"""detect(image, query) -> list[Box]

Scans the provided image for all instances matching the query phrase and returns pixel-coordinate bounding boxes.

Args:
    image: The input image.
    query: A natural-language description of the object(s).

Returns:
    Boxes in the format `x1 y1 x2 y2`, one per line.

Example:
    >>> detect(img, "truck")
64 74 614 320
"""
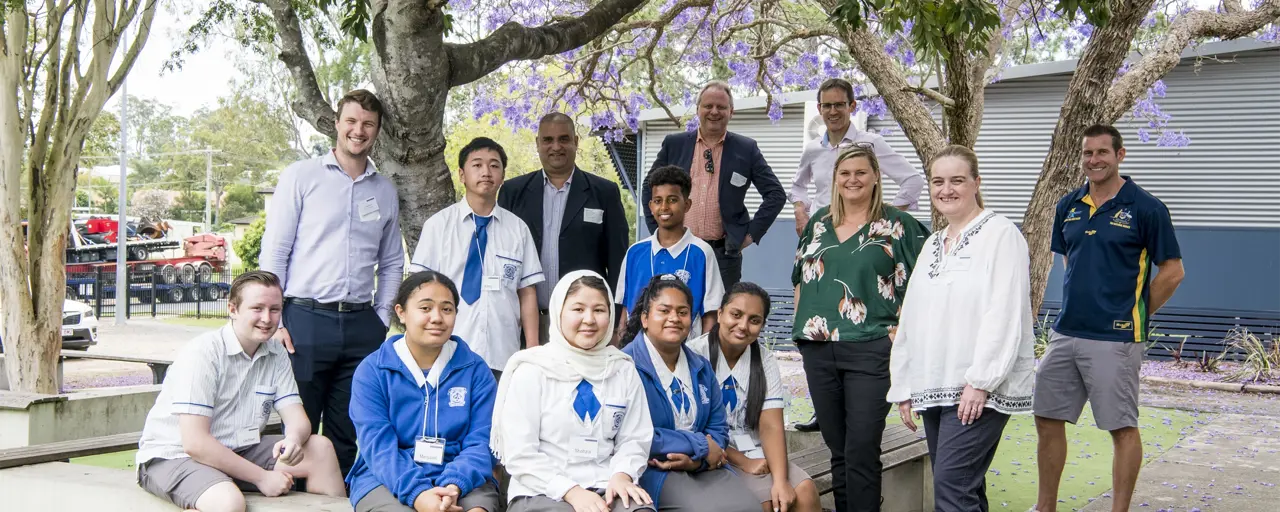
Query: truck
62 217 232 304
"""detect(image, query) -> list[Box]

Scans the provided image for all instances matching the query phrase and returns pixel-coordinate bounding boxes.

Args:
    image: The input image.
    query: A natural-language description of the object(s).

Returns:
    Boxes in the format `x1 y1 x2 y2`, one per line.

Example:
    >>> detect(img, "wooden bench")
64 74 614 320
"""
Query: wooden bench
60 349 173 384
790 423 932 512
0 419 351 510
0 418 282 469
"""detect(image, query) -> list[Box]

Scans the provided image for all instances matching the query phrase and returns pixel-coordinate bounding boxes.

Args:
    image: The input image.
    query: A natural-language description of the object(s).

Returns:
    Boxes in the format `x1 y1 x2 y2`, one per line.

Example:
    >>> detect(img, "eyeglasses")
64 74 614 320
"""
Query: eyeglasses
703 149 714 174
836 141 875 151
818 101 850 111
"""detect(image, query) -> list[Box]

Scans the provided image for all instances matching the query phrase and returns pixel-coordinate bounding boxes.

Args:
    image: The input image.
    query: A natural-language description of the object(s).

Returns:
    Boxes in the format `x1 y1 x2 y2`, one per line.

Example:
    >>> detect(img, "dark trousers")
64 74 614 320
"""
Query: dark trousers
707 239 743 288
920 406 1009 512
797 337 892 512
282 301 386 476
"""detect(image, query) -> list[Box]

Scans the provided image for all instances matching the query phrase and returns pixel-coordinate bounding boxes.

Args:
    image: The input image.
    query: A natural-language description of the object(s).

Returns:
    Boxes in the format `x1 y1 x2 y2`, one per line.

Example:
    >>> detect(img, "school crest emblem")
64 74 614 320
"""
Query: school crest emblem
448 386 467 407
674 269 692 284
1110 208 1133 229
699 384 710 405
1065 207 1082 222
502 263 518 281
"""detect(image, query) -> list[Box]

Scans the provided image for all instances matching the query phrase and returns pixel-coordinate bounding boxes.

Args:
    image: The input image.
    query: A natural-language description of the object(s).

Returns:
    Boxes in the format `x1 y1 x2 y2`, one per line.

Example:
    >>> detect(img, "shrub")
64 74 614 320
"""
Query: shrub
1222 327 1278 383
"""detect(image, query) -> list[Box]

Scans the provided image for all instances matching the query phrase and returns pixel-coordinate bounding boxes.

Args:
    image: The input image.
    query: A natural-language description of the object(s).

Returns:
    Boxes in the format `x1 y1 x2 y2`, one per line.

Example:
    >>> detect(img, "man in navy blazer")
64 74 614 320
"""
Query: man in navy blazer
645 81 786 287
498 113 630 344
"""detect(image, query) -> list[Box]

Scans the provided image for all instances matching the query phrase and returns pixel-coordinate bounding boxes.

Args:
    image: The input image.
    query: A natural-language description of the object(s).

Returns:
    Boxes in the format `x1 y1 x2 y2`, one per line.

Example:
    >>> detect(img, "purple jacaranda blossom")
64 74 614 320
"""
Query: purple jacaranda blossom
1156 129 1191 147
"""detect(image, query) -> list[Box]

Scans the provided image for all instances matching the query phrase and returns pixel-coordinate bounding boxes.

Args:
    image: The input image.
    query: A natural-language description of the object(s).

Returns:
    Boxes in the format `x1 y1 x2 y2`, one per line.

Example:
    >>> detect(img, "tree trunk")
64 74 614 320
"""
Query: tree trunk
366 2 457 247
1023 1 1156 316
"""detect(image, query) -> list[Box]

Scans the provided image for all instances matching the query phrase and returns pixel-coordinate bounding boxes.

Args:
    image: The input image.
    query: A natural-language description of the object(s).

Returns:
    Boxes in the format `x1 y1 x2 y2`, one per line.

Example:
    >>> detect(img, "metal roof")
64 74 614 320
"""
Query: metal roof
636 39 1279 122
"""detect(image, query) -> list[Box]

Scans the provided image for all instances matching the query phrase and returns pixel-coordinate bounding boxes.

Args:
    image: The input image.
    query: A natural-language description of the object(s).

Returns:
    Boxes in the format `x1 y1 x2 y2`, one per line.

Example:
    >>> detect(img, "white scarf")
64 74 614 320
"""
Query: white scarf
491 269 633 461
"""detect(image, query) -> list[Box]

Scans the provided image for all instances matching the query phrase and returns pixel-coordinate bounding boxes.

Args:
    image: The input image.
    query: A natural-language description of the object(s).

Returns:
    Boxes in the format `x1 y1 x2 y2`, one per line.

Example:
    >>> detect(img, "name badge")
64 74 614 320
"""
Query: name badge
570 435 599 460
482 275 501 291
732 432 757 452
357 197 380 222
583 208 604 224
414 436 446 464
236 427 260 447
730 172 748 187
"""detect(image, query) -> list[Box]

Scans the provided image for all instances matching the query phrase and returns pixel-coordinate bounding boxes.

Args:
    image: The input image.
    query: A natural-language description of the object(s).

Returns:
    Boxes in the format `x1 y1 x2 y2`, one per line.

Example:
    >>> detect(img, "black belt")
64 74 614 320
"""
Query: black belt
705 238 728 248
286 297 372 312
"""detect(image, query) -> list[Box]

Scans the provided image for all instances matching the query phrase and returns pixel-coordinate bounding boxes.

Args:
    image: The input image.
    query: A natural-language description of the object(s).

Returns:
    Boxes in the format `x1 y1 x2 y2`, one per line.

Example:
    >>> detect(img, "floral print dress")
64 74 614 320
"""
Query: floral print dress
791 205 929 342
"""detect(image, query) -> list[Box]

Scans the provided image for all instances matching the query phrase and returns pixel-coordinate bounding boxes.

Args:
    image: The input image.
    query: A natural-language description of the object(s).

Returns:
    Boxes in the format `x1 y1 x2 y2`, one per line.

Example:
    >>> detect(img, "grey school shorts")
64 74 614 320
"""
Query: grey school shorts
356 482 502 512
136 435 283 509
1033 331 1143 431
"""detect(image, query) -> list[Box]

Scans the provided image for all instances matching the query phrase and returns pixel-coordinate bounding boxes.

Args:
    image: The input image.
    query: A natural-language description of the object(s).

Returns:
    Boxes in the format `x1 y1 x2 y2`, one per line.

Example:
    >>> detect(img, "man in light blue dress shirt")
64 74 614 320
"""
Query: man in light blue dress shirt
259 89 404 475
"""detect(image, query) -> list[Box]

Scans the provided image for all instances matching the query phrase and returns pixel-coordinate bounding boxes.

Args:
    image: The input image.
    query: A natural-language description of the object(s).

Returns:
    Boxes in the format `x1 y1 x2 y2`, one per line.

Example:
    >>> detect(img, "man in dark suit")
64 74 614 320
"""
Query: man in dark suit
498 112 630 344
645 81 786 287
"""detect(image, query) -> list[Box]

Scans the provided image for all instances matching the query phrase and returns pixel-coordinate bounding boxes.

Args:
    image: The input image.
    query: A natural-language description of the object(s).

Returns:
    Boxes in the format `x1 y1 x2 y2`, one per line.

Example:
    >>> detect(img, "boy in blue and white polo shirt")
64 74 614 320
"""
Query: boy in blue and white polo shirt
616 165 725 339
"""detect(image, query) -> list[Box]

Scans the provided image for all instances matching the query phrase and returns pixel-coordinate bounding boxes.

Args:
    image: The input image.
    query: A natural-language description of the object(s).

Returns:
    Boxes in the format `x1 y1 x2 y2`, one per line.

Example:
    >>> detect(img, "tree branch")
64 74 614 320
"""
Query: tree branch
1102 0 1280 121
749 27 839 59
905 86 956 107
258 0 335 139
447 0 650 87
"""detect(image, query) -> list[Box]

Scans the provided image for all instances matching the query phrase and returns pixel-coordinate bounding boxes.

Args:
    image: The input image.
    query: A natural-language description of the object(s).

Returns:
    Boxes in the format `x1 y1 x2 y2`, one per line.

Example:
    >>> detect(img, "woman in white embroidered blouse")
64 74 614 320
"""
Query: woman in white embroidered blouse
887 145 1036 512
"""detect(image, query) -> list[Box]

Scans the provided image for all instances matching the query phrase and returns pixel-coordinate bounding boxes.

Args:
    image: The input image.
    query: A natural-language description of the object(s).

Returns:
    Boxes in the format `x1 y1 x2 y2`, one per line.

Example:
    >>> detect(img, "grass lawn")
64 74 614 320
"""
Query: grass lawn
783 397 1212 510
72 449 137 471
986 406 1211 510
160 317 226 328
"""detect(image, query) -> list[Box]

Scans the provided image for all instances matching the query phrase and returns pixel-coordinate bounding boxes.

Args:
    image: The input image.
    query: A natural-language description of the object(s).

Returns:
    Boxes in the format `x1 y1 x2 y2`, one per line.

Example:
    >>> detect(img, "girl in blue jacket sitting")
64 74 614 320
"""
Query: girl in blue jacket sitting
346 271 500 512
618 275 761 511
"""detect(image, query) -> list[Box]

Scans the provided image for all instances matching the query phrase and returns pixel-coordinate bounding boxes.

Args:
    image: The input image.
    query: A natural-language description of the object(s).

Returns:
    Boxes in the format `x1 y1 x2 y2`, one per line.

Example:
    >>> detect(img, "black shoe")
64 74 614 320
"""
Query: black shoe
794 414 820 432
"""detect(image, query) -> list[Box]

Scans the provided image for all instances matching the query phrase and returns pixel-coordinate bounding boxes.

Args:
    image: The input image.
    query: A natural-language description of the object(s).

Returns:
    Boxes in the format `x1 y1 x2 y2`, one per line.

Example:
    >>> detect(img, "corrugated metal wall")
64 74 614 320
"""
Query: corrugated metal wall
640 106 806 219
869 47 1280 228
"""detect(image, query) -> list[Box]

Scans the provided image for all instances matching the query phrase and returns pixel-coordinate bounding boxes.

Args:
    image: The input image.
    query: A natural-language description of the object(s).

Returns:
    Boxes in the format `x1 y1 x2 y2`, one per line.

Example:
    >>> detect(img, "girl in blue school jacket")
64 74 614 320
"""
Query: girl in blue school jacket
618 275 761 511
346 271 502 512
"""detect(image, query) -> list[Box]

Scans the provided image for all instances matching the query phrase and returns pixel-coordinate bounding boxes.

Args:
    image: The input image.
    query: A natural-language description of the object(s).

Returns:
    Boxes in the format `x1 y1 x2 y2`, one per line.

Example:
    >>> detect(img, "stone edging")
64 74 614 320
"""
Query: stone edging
1141 375 1280 394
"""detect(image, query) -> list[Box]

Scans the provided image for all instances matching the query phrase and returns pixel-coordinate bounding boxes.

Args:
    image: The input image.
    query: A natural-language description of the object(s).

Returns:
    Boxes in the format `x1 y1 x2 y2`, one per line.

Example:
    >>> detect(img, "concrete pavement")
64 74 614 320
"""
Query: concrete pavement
1080 413 1280 511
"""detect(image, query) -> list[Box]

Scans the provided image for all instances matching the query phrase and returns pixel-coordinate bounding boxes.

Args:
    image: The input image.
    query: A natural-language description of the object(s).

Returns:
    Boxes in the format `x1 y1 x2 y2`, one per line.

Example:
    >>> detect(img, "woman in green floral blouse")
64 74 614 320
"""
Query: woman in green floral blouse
791 143 928 512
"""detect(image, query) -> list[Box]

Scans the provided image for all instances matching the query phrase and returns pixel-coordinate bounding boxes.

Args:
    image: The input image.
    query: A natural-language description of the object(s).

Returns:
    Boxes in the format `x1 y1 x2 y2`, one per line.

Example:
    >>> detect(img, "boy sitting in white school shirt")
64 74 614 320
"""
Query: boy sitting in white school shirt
135 271 345 511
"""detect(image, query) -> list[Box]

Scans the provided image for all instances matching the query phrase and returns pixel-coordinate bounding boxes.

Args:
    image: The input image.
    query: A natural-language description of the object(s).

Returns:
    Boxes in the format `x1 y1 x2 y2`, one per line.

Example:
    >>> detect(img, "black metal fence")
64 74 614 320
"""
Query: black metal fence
66 263 237 320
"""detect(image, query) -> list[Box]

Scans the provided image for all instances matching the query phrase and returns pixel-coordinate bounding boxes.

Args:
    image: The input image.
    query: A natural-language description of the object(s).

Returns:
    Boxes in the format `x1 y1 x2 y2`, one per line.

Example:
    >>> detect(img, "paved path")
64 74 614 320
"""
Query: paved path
63 319 214 388
1080 412 1280 511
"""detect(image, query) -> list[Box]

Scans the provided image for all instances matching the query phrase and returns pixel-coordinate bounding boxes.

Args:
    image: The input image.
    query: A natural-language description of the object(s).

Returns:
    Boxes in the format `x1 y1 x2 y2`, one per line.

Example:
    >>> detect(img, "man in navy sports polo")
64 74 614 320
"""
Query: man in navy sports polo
1031 124 1185 512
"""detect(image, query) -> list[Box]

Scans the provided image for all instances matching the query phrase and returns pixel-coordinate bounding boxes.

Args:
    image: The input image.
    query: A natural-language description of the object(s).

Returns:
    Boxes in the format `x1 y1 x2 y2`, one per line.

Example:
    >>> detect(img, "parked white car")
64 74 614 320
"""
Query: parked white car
61 299 99 350
0 299 98 352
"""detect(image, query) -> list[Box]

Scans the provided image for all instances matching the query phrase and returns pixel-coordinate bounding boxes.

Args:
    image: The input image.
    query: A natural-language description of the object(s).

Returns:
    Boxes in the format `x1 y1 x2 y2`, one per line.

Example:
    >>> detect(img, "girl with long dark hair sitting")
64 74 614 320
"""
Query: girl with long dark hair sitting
689 282 821 512
617 275 760 511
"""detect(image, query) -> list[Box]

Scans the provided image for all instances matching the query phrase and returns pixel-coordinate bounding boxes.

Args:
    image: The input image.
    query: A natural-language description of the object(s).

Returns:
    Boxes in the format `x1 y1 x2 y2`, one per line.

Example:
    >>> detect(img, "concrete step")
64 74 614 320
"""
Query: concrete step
0 462 352 511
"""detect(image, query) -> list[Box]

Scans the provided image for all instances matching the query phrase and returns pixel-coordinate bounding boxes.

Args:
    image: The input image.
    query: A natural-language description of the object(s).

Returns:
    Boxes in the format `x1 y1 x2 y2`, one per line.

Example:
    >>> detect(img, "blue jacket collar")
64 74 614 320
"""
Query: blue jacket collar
624 333 711 384
373 334 480 384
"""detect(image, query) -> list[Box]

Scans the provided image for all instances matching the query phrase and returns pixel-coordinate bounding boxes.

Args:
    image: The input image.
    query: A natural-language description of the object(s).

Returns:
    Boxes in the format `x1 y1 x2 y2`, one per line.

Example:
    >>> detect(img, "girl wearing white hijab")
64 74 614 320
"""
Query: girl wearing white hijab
494 270 656 512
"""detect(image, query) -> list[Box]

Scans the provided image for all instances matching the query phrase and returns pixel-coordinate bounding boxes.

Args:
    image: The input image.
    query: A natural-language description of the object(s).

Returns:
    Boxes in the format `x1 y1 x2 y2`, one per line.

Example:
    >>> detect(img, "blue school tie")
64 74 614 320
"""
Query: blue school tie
573 379 601 422
669 379 688 415
722 376 738 412
461 215 491 305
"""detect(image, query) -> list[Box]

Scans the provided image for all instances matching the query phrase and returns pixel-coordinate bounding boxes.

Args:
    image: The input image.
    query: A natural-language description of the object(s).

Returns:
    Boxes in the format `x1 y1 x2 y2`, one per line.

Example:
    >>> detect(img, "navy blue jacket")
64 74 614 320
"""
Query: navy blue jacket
645 130 786 249
346 336 497 507
621 334 729 502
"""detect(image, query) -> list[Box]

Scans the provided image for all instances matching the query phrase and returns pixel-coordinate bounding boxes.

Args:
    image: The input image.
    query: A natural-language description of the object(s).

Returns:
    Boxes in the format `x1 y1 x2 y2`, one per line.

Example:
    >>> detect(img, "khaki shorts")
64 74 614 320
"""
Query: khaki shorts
137 435 283 509
730 461 813 504
356 483 502 512
1033 331 1143 431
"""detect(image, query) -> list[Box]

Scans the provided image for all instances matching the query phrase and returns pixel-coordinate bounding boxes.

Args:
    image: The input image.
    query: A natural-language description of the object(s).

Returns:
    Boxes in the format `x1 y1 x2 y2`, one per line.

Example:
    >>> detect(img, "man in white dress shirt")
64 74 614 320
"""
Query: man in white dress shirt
410 137 544 380
790 78 926 235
